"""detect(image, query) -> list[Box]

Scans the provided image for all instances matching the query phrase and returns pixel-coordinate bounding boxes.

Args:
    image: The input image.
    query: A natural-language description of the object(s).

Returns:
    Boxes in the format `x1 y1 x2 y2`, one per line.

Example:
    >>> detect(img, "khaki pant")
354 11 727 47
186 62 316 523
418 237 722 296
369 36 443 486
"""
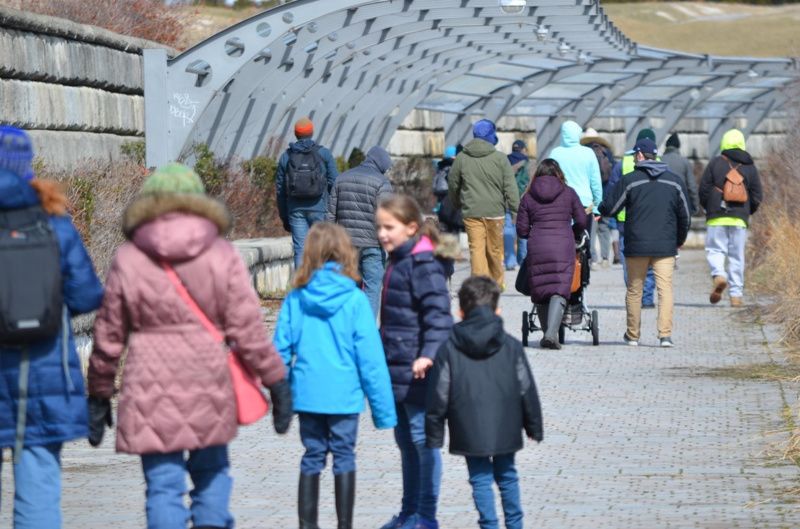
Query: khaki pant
626 256 675 340
463 217 505 287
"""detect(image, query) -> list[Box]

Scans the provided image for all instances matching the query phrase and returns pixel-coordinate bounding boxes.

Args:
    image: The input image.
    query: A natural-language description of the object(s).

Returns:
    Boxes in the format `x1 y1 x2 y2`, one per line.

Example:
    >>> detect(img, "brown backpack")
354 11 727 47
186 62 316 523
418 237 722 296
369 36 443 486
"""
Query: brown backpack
717 155 748 204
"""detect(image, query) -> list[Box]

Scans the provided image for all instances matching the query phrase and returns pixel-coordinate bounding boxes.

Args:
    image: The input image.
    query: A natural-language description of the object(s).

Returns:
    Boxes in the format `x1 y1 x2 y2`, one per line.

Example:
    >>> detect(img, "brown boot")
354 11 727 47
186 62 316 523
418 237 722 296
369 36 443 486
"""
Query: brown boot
709 276 728 304
730 296 743 307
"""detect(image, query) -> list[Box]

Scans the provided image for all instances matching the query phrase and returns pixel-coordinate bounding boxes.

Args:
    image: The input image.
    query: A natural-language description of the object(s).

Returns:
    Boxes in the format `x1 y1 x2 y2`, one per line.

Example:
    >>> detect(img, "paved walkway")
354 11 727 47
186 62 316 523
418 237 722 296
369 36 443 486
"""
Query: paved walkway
3 250 799 528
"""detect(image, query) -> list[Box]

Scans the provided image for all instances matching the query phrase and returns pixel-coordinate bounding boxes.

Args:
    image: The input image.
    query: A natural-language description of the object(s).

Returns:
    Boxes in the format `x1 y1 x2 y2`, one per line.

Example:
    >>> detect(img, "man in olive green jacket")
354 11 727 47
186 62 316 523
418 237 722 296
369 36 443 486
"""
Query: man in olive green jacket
448 119 519 288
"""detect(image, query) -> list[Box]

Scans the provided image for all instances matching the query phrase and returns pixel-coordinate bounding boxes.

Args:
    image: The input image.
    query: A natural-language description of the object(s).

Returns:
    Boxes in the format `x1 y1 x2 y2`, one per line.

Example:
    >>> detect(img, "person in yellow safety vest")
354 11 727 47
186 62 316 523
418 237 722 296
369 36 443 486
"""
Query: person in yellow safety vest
608 128 658 307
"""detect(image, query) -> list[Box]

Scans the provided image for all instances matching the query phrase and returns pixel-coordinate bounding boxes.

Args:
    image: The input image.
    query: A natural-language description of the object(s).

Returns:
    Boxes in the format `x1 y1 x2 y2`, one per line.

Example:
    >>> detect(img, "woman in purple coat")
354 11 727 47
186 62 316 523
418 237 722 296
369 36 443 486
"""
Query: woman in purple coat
516 159 587 349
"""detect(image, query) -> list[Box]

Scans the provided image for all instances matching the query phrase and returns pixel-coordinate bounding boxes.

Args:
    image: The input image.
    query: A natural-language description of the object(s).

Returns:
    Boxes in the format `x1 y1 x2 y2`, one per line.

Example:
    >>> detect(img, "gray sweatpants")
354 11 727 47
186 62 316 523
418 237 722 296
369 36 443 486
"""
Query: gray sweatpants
705 225 747 297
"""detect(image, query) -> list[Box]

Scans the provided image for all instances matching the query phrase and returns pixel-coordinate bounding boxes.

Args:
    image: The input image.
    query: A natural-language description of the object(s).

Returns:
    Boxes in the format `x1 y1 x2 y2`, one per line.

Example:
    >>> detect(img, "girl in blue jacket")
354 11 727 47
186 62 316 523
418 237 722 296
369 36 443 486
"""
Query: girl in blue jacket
0 126 103 529
273 222 396 529
376 195 454 529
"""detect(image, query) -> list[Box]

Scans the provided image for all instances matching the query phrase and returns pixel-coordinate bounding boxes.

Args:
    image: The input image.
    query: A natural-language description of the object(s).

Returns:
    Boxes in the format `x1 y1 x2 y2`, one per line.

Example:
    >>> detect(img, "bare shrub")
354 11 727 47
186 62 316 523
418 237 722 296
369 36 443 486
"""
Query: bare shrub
0 0 186 48
747 82 800 347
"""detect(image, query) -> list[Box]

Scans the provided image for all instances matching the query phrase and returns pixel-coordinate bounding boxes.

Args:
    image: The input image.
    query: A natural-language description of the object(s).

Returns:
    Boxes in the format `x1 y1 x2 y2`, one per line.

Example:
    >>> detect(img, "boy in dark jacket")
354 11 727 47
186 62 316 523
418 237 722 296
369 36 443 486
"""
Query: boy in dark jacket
426 276 542 529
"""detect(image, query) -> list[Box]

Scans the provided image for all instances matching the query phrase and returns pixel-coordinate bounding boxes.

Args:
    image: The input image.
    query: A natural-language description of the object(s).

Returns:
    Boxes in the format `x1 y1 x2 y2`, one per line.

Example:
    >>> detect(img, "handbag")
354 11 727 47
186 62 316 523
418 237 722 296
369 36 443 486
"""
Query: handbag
570 253 582 294
160 262 269 425
515 255 531 296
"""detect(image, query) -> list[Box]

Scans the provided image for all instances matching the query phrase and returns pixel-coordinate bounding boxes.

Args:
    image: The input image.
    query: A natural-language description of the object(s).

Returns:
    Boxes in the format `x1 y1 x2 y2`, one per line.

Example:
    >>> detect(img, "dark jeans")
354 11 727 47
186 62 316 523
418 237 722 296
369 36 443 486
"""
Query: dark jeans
394 402 442 521
289 209 326 268
465 454 522 529
299 412 359 475
359 247 385 317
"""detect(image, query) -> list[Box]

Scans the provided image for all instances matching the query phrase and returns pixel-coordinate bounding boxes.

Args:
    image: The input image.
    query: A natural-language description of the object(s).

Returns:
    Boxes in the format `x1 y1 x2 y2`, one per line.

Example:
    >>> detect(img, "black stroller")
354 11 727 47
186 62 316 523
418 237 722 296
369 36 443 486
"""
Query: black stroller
517 231 599 347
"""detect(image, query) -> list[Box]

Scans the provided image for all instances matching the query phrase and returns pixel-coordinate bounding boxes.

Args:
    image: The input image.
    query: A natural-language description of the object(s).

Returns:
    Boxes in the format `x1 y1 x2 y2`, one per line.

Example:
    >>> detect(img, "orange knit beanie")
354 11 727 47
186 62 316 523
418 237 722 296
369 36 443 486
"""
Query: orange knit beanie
294 117 314 138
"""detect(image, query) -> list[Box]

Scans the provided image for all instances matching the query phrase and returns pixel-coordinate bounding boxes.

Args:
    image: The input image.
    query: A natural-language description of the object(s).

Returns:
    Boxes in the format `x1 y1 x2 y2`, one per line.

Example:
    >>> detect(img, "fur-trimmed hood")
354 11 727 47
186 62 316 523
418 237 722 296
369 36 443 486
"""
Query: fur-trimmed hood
434 233 463 261
123 192 231 239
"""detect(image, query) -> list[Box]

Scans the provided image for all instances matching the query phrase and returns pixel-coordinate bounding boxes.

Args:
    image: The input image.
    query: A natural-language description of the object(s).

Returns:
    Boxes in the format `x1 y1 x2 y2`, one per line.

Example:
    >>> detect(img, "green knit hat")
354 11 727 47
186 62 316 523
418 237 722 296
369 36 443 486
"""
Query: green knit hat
636 128 656 142
141 162 205 195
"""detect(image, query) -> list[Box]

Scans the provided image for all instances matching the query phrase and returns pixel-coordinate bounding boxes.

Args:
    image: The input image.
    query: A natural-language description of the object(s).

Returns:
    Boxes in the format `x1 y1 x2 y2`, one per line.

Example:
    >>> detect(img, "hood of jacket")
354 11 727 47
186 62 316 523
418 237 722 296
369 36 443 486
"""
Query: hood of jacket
720 129 746 152
559 121 583 148
360 145 392 174
132 212 219 262
451 306 505 359
0 169 39 209
508 151 529 166
529 174 565 203
462 138 497 158
721 148 753 165
123 192 231 239
636 160 670 179
288 138 318 153
298 262 359 318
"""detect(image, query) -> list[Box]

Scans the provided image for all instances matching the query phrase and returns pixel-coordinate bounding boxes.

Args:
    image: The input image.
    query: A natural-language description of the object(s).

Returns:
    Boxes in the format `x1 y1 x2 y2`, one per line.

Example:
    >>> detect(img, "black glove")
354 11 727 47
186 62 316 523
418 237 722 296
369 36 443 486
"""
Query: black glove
269 380 293 434
88 396 113 447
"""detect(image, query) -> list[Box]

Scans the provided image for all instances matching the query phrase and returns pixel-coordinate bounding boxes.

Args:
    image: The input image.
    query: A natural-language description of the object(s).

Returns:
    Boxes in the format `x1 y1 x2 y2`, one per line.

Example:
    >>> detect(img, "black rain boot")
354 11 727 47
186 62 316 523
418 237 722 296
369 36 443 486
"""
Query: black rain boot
334 471 356 529
541 296 566 349
298 473 321 529
536 303 549 336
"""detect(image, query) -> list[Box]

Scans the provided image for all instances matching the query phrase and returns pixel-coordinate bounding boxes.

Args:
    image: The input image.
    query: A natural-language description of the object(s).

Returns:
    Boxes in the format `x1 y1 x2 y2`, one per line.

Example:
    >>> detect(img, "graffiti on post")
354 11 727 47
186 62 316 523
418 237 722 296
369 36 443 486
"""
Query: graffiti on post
170 93 199 127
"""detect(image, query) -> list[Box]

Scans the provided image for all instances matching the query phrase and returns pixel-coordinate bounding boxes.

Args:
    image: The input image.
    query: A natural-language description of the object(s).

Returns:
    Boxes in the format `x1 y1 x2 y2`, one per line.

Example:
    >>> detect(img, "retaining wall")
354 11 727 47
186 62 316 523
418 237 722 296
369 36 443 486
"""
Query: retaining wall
0 6 171 169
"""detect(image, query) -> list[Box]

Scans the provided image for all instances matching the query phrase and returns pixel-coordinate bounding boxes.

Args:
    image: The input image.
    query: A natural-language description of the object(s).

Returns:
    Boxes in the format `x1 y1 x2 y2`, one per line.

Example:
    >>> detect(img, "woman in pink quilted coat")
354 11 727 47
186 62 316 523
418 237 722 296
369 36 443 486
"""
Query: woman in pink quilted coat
87 163 291 529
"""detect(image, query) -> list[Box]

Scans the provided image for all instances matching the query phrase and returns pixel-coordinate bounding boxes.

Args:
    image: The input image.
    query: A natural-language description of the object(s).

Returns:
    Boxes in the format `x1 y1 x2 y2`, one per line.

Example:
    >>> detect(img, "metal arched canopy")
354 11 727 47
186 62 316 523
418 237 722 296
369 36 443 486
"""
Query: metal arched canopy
143 0 800 167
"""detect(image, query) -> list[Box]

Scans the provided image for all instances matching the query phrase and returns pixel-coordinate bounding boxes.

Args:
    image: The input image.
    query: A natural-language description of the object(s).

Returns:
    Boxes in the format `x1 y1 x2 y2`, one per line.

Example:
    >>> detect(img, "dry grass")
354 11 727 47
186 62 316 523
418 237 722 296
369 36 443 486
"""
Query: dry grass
604 2 800 57
0 0 187 48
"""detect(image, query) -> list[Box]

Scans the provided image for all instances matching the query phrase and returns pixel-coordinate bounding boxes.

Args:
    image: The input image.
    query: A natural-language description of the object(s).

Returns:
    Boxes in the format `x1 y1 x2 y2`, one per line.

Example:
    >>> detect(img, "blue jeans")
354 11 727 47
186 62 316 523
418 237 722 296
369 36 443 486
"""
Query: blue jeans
619 228 655 305
289 208 326 268
465 454 523 529
299 413 359 475
394 402 442 521
516 237 527 266
141 445 233 529
503 212 518 270
359 247 385 317
0 443 62 529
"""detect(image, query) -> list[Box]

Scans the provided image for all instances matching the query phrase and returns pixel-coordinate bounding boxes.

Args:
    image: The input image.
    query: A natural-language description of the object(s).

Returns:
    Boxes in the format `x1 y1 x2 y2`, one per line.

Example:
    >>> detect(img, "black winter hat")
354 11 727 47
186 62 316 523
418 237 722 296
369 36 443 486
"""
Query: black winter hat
666 133 680 149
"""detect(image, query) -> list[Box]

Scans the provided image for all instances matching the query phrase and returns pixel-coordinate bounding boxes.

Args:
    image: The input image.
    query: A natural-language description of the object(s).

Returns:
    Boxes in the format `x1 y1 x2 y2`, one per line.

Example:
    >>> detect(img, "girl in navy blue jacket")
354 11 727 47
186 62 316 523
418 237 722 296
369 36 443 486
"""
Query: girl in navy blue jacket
376 195 455 529
274 222 396 529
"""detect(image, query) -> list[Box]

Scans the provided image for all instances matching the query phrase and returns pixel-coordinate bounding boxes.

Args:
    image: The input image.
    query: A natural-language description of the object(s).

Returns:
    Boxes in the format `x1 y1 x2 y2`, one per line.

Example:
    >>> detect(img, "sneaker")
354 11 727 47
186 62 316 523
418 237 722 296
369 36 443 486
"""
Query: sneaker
642 302 655 309
730 296 744 308
380 514 413 529
602 259 610 269
623 333 639 347
709 275 728 304
590 261 599 271
412 517 439 529
660 336 674 347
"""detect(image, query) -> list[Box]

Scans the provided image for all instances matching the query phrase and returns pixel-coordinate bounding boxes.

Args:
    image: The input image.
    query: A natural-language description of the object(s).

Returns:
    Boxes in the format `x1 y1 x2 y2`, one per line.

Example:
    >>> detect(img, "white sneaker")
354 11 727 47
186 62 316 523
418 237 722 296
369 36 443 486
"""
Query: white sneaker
623 333 639 347
660 337 675 347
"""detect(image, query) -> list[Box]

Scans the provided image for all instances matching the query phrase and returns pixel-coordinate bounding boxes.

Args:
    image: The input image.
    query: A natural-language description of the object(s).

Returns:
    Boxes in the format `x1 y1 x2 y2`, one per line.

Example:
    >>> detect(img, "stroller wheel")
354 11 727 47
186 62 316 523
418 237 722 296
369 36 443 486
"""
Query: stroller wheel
522 311 530 347
591 310 600 346
558 324 565 345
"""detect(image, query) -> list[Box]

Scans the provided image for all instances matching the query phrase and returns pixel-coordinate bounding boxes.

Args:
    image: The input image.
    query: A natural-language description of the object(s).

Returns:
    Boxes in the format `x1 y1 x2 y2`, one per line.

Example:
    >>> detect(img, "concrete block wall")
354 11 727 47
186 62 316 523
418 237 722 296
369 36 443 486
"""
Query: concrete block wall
389 110 787 163
0 6 171 170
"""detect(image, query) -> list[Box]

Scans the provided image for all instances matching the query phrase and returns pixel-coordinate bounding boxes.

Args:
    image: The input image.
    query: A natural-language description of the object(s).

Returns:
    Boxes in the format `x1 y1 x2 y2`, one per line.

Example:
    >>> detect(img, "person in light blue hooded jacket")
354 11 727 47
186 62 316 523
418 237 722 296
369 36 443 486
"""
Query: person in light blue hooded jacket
273 222 396 529
548 120 603 220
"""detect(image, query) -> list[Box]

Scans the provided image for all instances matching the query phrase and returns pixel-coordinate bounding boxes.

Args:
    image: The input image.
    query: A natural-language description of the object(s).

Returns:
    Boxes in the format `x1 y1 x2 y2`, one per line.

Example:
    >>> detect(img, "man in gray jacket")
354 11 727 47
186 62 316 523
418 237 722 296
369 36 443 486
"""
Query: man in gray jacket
662 133 699 215
328 146 393 315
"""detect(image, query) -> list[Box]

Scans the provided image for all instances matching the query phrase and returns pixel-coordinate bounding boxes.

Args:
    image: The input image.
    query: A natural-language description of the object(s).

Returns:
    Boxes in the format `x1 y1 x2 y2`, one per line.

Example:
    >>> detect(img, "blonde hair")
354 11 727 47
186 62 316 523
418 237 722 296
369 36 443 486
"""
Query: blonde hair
292 222 360 288
377 194 440 245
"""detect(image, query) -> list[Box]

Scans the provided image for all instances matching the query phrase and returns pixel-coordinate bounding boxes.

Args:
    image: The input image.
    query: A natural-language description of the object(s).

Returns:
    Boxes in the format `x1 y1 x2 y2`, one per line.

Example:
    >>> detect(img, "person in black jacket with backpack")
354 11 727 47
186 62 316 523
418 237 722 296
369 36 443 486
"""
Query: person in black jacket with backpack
276 117 339 268
426 276 542 529
699 129 763 307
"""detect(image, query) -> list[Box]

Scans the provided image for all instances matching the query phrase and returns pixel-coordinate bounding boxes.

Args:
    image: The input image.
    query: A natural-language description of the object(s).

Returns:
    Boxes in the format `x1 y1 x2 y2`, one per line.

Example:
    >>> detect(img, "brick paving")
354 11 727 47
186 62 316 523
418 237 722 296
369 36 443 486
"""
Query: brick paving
2 249 799 528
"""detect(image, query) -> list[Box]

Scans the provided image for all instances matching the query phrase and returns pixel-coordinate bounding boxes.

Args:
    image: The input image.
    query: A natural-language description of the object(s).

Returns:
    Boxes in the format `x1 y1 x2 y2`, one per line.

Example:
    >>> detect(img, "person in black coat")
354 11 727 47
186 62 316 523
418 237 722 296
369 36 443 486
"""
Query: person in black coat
426 276 542 529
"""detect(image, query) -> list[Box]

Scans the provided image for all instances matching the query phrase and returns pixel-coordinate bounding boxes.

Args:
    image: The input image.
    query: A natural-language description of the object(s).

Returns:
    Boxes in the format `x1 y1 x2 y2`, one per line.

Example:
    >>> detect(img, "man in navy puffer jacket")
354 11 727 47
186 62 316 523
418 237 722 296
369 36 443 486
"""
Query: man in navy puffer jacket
0 126 103 529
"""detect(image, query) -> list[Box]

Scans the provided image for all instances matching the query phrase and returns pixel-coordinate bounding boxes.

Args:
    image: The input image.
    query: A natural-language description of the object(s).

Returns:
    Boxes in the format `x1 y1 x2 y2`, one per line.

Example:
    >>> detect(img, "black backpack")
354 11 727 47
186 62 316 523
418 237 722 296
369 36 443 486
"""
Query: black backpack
287 145 326 199
0 206 63 345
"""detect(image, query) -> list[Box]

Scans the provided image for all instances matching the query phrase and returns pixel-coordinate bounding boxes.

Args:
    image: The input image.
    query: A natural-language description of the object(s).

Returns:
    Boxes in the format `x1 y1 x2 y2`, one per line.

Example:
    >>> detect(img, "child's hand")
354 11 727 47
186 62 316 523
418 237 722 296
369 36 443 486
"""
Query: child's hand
412 357 434 379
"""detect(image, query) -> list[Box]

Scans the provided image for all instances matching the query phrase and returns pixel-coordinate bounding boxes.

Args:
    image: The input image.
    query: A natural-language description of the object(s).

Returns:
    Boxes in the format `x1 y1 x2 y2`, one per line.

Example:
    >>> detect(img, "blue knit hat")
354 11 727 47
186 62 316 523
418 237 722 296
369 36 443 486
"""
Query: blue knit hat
472 119 498 145
0 126 34 181
444 145 457 159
